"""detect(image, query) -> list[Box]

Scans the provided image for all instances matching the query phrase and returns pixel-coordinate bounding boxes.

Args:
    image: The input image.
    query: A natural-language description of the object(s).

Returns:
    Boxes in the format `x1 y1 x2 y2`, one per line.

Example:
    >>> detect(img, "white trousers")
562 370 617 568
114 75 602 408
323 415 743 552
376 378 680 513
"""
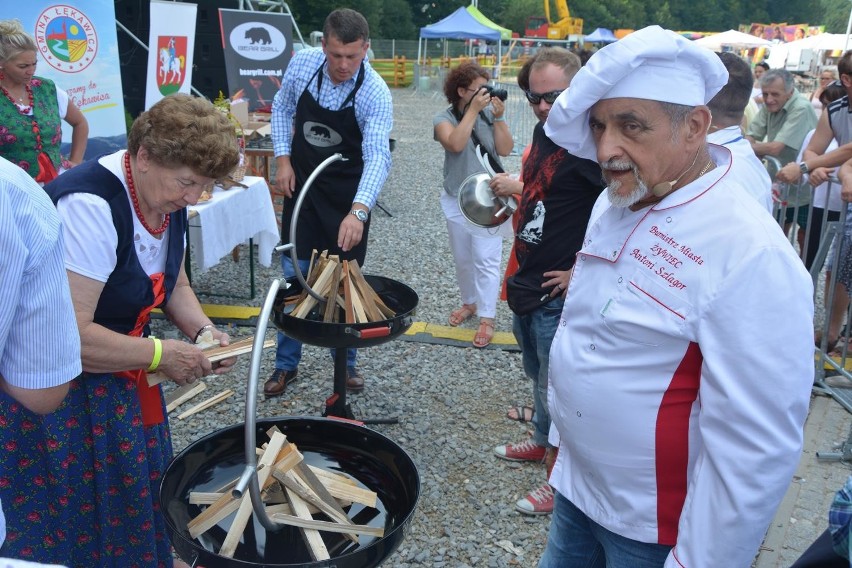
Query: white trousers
440 192 504 319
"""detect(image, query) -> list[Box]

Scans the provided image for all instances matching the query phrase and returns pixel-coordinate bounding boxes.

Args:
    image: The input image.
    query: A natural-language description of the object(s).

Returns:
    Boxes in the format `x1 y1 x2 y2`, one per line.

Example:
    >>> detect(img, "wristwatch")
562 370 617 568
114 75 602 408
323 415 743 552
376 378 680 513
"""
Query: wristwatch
799 162 810 175
350 209 369 223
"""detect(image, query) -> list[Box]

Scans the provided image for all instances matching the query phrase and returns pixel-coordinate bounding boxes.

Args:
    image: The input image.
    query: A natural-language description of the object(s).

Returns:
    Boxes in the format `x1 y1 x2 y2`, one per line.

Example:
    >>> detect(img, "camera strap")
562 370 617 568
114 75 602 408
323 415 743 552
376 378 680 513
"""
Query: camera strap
451 105 504 174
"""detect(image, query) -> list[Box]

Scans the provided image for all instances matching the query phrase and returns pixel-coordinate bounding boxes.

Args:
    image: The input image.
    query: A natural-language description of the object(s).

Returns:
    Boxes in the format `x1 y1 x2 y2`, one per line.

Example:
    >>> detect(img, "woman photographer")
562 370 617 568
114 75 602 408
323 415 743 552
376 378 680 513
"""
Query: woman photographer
433 62 513 348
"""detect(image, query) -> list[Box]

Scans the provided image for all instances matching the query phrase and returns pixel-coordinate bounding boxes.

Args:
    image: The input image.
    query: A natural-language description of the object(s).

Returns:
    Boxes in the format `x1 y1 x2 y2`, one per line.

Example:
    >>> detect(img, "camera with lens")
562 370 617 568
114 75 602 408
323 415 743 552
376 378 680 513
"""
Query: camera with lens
479 85 508 102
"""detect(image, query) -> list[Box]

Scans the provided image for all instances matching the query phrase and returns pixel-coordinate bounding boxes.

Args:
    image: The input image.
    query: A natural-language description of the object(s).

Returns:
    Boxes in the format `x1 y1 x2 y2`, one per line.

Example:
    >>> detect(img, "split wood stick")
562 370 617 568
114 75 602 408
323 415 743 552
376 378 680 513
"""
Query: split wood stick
274 468 358 544
307 465 358 487
263 427 373 507
268 513 384 537
219 432 289 557
342 262 355 324
176 389 233 420
347 263 384 322
292 260 338 318
284 485 330 561
323 261 343 323
165 381 206 413
306 249 318 282
147 338 274 386
188 491 240 539
348 261 396 319
308 476 377 508
348 275 368 324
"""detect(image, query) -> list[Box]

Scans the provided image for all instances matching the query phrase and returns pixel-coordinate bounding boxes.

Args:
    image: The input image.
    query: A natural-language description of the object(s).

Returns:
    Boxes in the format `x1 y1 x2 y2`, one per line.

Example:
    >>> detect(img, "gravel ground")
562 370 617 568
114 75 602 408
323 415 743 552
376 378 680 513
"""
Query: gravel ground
156 88 548 566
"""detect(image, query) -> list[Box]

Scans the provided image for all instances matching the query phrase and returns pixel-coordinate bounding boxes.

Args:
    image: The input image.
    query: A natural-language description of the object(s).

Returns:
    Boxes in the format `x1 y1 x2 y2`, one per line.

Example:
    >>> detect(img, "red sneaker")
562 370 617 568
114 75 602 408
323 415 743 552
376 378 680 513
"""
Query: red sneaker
515 483 554 515
493 439 547 462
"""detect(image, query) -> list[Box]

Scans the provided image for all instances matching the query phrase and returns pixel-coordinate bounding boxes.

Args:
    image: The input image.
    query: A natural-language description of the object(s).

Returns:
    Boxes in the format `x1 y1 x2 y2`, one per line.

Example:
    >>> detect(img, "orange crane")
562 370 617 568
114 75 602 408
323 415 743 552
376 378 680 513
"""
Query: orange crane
525 0 584 40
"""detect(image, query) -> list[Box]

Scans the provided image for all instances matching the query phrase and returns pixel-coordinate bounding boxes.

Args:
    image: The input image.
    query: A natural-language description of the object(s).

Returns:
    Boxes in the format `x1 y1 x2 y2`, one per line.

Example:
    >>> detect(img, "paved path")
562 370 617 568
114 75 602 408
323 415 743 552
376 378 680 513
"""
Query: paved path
756 389 852 566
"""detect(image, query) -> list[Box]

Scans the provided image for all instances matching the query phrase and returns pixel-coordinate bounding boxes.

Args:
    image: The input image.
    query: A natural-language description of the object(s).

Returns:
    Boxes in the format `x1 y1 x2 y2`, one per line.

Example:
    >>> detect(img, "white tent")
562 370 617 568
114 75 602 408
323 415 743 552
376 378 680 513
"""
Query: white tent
784 33 851 52
693 29 772 51
766 34 852 70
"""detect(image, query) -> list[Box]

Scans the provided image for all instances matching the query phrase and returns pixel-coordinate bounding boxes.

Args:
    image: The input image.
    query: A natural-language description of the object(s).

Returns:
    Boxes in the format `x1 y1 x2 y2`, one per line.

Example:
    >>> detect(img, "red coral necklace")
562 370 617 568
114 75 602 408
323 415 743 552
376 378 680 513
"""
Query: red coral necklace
1 82 44 153
123 151 169 236
0 81 31 114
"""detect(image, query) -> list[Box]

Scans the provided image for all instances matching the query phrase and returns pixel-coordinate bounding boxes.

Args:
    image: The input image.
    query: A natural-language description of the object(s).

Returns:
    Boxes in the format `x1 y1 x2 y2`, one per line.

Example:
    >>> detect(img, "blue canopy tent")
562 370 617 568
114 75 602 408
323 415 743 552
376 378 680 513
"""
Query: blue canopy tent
584 28 618 43
417 7 503 79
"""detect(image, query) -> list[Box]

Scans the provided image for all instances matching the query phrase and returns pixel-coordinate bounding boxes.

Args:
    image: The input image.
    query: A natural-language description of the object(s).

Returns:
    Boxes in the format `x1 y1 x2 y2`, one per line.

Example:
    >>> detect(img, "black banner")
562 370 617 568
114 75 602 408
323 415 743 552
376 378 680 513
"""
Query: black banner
218 8 293 112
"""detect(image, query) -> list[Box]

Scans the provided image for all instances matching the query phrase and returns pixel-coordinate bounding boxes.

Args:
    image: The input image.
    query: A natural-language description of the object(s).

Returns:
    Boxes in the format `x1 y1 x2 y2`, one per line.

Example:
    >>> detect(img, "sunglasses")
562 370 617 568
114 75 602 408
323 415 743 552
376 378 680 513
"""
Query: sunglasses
524 89 564 105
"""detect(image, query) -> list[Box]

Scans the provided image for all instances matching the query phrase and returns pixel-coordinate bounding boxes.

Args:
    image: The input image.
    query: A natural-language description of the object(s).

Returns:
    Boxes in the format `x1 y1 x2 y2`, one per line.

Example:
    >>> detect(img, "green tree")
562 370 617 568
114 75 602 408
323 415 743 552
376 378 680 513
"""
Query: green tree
378 0 418 38
499 0 541 35
820 0 850 33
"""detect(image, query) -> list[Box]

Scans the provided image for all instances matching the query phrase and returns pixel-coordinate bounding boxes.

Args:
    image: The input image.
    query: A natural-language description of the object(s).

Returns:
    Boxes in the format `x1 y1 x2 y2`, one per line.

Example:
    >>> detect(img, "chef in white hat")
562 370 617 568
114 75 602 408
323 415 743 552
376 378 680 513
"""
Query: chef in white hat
540 26 815 568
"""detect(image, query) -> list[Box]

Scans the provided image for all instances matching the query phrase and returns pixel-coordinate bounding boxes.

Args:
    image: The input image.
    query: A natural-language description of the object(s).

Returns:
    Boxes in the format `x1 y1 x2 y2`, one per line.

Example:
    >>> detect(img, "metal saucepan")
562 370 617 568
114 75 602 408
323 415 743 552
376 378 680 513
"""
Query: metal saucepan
272 275 417 349
160 416 420 567
457 172 517 229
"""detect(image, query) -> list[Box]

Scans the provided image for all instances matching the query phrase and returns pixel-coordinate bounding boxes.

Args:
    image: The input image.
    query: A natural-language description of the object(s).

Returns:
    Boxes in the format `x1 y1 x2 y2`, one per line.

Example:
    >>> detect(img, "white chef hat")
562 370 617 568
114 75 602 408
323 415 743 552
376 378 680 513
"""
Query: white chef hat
544 25 729 162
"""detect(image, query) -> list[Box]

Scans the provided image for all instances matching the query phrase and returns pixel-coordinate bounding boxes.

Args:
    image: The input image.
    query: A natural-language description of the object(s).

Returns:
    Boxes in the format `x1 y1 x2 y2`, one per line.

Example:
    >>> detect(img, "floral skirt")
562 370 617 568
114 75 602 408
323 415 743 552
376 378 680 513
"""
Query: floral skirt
0 372 174 567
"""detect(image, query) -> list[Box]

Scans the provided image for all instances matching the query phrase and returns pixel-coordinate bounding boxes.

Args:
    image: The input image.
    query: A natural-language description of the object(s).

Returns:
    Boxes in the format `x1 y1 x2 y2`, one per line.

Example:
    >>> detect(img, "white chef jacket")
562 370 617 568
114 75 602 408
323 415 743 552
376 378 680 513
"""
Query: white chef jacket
548 145 814 568
706 129 772 213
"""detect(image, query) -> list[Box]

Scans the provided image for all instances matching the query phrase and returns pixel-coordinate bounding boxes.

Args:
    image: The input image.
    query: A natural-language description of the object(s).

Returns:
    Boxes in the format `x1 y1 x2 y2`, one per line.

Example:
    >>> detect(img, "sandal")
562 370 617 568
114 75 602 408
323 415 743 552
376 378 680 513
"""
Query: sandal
449 303 477 327
473 319 494 348
507 405 535 423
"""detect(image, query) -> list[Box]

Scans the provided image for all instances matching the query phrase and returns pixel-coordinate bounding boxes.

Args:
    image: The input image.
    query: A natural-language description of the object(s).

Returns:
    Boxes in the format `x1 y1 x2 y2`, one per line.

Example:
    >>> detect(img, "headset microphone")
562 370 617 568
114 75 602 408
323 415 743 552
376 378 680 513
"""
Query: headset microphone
650 148 702 198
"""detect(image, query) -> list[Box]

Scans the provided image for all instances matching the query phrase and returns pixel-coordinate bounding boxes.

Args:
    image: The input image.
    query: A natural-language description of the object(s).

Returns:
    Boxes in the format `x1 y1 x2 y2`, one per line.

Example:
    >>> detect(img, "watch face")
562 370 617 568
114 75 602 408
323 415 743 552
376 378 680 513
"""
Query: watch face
353 209 368 222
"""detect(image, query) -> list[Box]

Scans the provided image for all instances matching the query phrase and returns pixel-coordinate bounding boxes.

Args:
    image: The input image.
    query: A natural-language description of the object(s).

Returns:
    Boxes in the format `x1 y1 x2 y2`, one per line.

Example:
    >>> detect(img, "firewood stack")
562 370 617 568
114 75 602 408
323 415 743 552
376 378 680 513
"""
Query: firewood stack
187 427 382 560
283 250 396 324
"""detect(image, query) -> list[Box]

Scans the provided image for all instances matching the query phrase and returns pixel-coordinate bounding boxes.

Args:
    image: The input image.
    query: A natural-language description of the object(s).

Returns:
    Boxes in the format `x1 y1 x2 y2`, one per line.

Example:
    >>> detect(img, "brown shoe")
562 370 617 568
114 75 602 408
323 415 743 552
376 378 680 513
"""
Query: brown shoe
263 368 298 397
346 367 365 392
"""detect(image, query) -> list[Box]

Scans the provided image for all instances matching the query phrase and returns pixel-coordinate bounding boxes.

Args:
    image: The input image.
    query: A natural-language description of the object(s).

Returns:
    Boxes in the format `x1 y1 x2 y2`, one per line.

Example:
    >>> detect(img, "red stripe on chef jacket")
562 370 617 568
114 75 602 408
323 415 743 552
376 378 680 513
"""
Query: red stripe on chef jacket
655 341 703 544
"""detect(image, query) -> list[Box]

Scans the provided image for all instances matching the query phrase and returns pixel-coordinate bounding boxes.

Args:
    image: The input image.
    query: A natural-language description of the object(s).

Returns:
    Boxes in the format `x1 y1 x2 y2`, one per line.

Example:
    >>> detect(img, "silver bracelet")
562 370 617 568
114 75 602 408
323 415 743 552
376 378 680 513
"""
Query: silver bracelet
193 324 215 343
493 117 506 122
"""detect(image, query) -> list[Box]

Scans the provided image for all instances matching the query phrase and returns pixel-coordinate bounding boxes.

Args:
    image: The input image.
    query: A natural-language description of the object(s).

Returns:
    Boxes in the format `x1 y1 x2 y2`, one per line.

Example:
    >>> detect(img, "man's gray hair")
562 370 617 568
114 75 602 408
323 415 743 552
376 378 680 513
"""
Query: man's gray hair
658 102 694 140
760 69 794 93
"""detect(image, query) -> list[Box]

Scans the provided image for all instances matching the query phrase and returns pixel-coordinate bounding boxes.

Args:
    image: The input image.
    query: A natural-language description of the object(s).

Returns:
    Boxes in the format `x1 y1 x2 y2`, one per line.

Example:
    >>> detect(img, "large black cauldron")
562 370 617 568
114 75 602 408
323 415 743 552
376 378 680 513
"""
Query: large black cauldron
160 416 420 567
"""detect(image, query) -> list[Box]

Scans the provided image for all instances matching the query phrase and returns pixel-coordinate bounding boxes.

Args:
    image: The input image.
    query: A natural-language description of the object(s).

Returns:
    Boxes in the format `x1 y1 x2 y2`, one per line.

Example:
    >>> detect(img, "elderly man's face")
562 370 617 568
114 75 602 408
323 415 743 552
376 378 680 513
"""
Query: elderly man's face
762 77 792 113
588 98 688 208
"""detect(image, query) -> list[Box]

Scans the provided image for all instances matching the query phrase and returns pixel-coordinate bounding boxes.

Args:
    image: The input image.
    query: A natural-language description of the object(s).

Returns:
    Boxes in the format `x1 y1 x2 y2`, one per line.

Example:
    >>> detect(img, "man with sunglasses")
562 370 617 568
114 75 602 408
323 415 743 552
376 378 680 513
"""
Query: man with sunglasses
490 47 603 516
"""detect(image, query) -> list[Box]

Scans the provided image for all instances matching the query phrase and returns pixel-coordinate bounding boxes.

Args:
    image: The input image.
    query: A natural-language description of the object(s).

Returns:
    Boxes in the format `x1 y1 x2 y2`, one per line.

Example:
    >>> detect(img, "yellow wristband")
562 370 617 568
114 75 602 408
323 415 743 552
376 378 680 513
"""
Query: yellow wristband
147 337 162 372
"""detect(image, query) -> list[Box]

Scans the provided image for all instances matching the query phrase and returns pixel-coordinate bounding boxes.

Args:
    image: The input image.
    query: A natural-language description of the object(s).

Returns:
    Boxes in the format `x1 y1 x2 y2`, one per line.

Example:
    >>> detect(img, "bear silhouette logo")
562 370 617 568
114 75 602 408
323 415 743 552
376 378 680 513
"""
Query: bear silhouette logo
310 125 331 139
303 121 343 147
245 27 271 45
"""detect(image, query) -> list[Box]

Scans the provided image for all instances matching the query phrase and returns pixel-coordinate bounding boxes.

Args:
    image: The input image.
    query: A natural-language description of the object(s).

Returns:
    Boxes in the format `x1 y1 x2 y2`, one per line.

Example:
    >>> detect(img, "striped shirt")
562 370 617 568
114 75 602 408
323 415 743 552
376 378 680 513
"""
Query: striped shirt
0 157 81 389
271 47 393 210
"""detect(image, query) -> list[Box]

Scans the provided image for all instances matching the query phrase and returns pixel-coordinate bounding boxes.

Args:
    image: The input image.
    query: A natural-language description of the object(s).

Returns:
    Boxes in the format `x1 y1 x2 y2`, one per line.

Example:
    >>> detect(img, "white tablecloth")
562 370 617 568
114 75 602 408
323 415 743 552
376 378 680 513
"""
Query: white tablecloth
187 176 279 273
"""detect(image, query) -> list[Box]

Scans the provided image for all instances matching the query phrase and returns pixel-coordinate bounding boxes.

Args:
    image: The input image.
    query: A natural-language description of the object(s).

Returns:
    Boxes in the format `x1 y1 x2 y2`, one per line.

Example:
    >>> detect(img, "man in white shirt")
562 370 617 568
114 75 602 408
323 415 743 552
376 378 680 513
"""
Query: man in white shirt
541 26 814 568
707 51 773 212
0 156 80 555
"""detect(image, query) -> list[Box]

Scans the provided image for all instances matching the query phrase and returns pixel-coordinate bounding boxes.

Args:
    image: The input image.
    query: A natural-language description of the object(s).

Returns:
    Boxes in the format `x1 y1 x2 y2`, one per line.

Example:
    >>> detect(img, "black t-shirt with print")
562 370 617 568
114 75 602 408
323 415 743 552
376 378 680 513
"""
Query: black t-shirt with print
507 121 604 314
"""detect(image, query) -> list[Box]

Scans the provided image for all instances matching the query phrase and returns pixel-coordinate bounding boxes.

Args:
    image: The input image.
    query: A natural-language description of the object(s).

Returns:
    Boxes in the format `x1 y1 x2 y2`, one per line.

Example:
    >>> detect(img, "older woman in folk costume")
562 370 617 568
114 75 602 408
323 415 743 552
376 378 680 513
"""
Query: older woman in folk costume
0 94 239 567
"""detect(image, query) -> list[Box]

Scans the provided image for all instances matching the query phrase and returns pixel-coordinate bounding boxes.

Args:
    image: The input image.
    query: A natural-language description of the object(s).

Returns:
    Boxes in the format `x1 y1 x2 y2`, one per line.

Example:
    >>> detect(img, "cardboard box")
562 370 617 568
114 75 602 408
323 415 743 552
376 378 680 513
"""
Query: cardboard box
230 99 249 127
243 121 272 139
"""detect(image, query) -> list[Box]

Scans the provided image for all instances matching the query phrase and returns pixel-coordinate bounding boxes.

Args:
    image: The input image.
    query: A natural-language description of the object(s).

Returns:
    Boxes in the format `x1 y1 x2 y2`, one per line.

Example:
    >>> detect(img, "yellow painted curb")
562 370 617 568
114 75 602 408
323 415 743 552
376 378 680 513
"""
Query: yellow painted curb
404 322 518 346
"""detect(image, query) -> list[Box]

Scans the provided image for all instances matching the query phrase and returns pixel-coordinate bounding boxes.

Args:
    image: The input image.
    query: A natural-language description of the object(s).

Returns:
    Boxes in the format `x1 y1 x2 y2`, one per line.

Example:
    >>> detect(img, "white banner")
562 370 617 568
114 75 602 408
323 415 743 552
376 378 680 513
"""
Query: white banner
145 0 197 109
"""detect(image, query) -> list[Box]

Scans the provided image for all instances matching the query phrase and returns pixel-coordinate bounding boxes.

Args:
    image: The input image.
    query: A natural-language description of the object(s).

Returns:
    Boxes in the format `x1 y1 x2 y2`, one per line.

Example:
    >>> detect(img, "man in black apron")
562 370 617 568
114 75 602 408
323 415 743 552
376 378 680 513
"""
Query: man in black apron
266 8 393 397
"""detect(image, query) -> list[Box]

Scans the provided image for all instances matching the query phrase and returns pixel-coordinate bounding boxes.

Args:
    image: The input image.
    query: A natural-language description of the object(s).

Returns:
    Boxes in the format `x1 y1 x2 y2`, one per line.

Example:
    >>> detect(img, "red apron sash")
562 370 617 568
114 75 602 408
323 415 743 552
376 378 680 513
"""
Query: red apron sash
115 272 166 427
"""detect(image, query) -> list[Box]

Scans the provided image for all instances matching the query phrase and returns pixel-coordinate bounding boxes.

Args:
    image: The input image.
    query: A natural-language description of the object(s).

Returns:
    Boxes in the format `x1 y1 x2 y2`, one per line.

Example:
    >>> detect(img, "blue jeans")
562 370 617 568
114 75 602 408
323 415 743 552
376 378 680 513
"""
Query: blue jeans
539 491 673 568
512 297 563 447
275 256 356 370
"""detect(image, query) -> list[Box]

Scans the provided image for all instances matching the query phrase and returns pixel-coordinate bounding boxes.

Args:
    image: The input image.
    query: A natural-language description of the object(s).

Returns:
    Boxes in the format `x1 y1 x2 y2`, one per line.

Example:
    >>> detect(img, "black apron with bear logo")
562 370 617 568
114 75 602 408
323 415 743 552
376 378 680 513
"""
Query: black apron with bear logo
282 60 369 264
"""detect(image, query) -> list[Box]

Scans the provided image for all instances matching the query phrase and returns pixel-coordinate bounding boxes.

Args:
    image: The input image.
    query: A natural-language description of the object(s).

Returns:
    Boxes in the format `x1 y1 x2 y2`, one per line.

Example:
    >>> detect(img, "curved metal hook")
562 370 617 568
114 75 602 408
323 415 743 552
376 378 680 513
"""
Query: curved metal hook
285 153 347 302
